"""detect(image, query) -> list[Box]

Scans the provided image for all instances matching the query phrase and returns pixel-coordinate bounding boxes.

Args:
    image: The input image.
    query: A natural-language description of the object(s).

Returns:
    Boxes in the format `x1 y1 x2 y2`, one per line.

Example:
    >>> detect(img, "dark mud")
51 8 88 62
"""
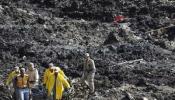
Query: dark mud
0 0 175 100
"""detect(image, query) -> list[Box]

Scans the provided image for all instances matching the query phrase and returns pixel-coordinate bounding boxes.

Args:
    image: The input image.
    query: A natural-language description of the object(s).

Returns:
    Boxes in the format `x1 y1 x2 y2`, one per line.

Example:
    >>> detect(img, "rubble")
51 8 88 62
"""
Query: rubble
0 0 175 100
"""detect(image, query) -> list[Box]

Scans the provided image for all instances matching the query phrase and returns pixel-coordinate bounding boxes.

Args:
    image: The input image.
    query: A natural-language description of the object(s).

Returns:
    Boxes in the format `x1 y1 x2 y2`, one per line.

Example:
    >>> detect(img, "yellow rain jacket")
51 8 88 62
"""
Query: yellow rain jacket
43 68 50 85
43 68 55 90
45 71 54 89
43 67 68 89
6 71 19 85
47 72 70 100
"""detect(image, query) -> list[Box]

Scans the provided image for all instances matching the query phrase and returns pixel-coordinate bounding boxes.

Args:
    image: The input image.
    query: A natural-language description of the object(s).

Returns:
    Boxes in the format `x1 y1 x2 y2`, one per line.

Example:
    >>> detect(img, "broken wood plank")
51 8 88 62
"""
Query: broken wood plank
117 59 144 65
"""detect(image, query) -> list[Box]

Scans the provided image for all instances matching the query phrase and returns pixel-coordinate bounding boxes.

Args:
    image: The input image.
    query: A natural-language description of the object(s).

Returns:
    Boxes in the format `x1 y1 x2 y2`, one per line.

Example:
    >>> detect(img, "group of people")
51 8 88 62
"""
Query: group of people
5 53 96 100
6 63 39 100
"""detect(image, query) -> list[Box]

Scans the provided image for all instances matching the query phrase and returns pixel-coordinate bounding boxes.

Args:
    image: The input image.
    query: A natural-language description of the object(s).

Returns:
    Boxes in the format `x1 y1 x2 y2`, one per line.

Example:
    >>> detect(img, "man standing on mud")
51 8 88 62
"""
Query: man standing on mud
15 68 30 100
82 53 96 94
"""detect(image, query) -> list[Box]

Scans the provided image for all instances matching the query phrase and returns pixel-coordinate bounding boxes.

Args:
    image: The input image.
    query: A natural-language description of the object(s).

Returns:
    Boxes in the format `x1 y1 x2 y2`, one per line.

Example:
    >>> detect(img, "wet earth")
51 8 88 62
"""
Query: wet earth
0 0 175 100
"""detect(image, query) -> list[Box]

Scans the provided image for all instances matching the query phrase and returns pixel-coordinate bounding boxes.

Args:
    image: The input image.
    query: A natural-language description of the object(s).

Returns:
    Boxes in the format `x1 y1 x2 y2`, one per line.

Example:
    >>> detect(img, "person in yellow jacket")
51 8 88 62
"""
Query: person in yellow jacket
44 63 69 89
45 67 55 91
47 68 70 100
43 63 55 89
6 66 20 98
6 66 20 86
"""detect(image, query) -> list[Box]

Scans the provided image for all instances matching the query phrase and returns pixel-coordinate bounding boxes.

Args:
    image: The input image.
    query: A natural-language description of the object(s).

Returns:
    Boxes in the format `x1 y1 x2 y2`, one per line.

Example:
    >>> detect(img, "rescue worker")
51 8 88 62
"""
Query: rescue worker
5 66 20 99
113 14 139 41
47 67 70 100
113 14 125 25
26 63 39 100
81 53 96 94
43 65 55 100
15 68 30 100
44 63 69 90
113 14 131 33
118 22 131 36
26 62 39 88
43 63 55 90
6 66 20 87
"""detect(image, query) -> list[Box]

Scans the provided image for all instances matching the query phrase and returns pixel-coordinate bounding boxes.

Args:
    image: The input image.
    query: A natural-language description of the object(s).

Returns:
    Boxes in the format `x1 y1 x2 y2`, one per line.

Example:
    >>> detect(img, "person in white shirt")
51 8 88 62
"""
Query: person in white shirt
26 62 39 88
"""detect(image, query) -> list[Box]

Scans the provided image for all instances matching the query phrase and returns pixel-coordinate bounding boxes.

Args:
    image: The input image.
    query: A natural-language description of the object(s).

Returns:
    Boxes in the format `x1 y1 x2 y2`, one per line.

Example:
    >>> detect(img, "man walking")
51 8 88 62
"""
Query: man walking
43 63 54 90
26 62 39 100
26 62 39 88
47 68 70 100
82 53 96 94
15 68 30 100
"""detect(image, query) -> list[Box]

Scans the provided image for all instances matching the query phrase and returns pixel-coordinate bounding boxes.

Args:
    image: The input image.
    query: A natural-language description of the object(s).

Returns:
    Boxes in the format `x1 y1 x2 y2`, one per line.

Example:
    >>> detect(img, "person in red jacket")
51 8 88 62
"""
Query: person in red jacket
113 14 125 25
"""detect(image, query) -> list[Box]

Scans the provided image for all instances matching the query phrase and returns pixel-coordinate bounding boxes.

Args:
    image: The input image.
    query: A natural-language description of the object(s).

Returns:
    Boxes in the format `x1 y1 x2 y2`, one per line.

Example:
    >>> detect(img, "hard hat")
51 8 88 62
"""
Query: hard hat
20 68 25 72
49 63 54 67
54 67 60 73
14 66 19 70
28 62 35 71
54 67 60 72
50 66 55 69
29 62 34 68
85 53 90 57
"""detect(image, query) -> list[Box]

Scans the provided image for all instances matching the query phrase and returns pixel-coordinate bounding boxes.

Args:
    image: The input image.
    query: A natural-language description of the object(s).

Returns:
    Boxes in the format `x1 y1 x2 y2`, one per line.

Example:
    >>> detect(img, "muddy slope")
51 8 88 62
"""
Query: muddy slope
0 0 175 100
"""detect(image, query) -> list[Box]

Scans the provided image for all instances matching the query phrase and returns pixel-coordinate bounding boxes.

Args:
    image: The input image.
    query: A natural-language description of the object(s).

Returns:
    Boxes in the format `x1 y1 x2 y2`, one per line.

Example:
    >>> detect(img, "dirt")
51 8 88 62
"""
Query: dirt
0 0 175 100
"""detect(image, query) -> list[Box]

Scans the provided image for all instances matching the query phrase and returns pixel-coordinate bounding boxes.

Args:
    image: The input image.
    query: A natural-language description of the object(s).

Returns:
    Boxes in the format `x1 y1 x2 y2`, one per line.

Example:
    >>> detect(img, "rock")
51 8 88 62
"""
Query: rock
136 78 147 86
37 17 45 24
0 84 11 100
107 45 116 51
122 92 135 100
31 86 47 100
142 97 149 100
0 0 174 100
104 32 120 45
146 84 159 92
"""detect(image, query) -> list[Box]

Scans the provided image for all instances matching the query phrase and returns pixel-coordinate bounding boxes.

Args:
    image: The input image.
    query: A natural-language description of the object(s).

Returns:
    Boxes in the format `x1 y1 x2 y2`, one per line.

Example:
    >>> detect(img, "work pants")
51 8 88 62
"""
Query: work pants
82 72 95 93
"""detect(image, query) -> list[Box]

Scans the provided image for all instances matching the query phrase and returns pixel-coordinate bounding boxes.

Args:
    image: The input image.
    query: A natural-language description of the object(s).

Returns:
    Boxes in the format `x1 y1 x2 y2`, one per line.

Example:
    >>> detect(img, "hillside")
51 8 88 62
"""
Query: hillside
0 0 175 100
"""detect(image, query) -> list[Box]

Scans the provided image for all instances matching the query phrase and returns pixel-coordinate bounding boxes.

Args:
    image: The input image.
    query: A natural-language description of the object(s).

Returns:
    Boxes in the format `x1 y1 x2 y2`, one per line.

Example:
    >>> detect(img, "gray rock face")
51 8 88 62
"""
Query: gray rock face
0 0 175 100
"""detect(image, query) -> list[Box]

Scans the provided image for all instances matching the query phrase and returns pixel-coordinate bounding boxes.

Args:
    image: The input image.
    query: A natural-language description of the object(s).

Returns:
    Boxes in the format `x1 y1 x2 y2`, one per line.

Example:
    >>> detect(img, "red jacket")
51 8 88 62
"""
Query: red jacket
114 15 124 23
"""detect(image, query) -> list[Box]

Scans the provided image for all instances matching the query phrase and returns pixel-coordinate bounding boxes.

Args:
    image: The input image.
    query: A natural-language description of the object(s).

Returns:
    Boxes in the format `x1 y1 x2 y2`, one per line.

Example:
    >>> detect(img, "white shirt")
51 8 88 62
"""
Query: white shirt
26 68 39 82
